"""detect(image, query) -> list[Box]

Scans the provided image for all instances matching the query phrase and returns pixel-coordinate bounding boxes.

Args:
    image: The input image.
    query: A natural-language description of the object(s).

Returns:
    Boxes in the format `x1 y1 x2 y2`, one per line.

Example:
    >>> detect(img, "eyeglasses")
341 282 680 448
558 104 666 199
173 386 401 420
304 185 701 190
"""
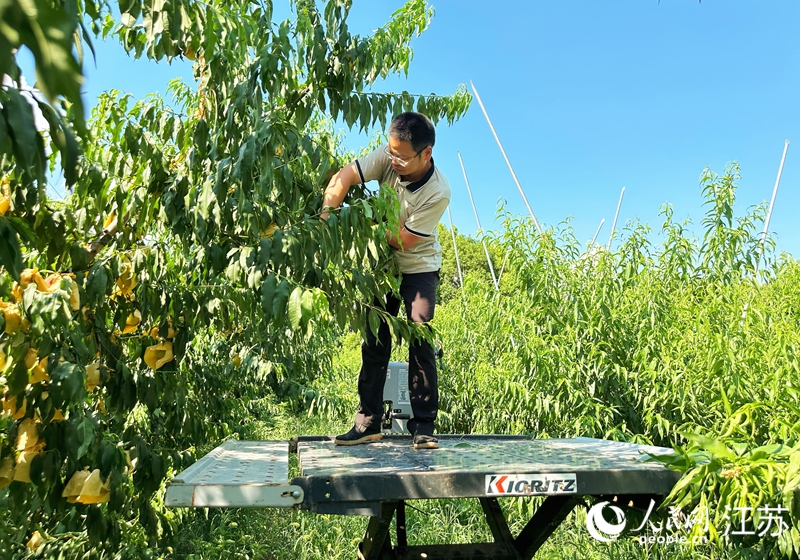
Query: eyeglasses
384 146 423 168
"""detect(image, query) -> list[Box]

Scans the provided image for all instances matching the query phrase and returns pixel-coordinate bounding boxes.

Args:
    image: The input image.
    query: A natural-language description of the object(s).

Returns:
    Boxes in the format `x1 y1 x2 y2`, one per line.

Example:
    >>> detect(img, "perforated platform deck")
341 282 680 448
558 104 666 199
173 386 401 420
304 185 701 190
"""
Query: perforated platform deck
292 435 680 514
298 435 673 477
165 440 302 508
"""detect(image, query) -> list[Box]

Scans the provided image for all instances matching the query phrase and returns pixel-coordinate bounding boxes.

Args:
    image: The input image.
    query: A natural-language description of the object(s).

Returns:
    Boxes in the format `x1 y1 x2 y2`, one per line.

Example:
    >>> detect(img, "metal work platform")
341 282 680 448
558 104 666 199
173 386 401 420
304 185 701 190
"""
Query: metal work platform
166 436 681 559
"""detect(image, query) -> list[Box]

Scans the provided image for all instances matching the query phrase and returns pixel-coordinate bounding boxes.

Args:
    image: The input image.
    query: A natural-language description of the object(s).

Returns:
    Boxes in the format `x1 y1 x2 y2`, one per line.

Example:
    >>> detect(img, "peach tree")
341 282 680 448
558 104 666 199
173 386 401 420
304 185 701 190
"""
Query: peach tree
0 0 470 555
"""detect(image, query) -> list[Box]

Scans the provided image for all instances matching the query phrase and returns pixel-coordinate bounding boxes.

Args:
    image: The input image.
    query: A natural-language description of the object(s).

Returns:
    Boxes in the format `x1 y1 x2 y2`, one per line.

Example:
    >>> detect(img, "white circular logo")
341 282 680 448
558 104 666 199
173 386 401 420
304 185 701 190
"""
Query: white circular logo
585 501 627 542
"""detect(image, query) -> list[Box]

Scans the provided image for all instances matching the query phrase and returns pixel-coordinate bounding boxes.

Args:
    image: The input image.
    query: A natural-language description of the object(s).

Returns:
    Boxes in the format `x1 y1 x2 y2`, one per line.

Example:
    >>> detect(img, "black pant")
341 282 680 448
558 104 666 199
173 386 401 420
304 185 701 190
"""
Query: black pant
355 271 439 433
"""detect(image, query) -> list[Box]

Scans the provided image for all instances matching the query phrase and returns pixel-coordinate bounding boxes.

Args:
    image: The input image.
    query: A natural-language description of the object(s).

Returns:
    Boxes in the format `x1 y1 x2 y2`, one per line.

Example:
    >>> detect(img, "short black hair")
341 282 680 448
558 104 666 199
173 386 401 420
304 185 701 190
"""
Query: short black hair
389 112 435 152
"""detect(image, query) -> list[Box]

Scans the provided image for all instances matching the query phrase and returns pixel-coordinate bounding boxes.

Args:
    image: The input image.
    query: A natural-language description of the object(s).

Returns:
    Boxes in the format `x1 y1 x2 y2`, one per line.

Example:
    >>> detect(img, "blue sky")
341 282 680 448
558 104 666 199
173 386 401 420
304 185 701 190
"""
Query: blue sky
24 0 800 257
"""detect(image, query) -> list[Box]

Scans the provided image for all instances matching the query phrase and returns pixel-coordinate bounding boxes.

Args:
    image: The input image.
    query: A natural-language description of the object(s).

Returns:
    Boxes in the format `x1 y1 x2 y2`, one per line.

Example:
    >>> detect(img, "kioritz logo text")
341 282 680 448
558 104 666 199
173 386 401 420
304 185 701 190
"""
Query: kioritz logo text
485 473 577 496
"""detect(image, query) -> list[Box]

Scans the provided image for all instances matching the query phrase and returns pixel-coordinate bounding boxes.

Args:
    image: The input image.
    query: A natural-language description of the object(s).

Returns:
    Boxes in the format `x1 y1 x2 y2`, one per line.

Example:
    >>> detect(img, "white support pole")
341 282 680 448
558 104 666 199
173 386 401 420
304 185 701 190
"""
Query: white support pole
607 187 626 251
741 139 790 325
470 81 543 235
497 250 510 285
447 206 464 288
591 218 605 247
755 139 790 274
458 151 499 291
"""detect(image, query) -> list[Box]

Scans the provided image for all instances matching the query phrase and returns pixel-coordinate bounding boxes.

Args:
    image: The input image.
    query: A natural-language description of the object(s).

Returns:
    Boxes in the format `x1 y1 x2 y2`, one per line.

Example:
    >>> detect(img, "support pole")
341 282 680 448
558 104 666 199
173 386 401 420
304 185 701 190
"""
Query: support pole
741 139 790 325
590 218 605 247
497 250 510 285
458 151 499 291
607 186 626 251
470 80 543 235
447 206 464 288
755 139 790 274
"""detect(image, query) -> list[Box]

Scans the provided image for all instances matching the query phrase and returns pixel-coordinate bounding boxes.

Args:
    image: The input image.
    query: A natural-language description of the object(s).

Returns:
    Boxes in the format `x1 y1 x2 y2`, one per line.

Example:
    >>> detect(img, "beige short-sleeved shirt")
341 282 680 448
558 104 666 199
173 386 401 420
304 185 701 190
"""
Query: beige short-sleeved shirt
356 145 451 274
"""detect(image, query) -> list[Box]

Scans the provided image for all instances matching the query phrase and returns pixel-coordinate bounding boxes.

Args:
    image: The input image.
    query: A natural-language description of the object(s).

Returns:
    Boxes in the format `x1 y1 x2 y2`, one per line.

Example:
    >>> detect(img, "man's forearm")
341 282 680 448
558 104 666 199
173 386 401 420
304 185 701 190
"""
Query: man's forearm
385 223 422 251
386 226 400 249
322 163 359 218
322 179 348 210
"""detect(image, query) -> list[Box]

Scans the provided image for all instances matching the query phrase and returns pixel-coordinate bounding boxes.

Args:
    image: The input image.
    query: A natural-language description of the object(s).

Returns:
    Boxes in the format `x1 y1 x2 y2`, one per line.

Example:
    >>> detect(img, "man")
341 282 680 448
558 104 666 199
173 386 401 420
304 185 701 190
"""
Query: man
321 112 450 450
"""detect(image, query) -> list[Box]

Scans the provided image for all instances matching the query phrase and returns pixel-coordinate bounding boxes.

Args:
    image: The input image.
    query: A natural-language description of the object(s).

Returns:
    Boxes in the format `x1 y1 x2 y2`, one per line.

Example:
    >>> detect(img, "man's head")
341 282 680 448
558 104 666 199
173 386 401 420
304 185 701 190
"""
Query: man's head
386 112 435 177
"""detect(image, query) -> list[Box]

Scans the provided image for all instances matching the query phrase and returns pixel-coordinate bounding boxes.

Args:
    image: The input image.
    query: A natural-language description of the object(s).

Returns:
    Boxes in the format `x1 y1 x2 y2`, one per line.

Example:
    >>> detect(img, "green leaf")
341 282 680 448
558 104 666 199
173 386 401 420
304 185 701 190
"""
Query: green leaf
85 265 109 304
260 273 277 320
273 278 290 322
271 229 285 269
27 289 71 337
683 433 736 461
7 359 28 397
23 0 86 129
258 237 272 268
288 286 302 330
0 219 23 280
300 289 314 325
209 244 226 273
29 452 45 486
74 417 95 460
98 440 117 477
35 99 80 186
41 449 61 486
3 88 39 173
70 242 90 270
368 308 380 338
193 119 209 157
49 362 86 409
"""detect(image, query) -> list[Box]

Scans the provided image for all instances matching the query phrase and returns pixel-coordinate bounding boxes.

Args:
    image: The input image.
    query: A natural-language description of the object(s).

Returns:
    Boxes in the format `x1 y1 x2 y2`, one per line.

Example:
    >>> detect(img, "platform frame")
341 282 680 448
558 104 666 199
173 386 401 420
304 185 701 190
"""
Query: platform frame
166 435 681 559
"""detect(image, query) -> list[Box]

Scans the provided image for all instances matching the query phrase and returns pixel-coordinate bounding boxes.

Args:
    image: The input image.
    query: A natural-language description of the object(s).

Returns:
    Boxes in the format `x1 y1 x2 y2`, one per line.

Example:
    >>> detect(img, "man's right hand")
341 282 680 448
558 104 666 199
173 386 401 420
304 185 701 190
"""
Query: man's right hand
321 162 361 220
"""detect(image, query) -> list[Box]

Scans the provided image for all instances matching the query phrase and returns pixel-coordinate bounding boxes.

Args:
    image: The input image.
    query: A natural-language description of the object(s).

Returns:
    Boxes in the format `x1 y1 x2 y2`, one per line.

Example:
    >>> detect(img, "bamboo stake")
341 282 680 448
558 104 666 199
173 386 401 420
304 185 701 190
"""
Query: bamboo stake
458 151 499 291
607 187 626 251
446 206 464 288
470 80 543 235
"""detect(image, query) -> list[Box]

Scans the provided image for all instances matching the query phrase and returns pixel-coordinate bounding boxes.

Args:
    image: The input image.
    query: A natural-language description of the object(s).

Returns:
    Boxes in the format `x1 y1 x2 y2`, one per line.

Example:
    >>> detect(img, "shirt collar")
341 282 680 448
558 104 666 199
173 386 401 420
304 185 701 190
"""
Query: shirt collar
400 158 435 193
